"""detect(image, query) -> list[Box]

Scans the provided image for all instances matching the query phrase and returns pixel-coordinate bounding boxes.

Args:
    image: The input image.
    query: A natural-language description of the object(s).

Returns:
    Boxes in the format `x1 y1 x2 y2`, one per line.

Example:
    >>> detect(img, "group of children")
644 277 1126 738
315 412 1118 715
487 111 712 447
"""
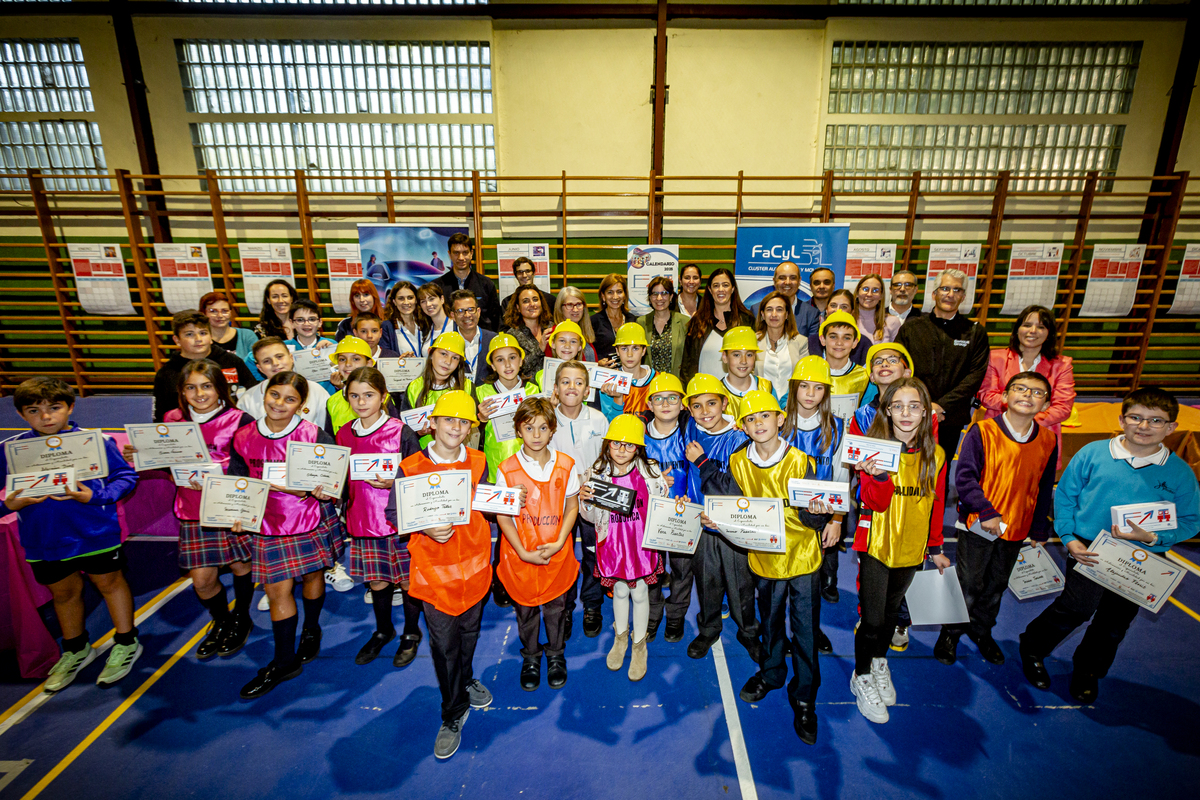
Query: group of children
2 296 1197 760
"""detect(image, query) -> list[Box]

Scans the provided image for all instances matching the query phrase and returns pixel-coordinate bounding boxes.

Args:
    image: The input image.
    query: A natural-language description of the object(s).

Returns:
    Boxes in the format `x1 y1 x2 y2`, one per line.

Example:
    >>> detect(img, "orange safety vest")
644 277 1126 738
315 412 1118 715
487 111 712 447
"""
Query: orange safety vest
964 419 1056 542
399 448 492 616
496 452 579 607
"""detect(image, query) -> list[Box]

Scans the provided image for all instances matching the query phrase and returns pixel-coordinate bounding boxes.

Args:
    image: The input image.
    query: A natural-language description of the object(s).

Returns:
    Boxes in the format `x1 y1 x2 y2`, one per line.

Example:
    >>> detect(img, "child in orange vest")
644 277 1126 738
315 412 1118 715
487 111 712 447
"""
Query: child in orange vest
495 397 580 692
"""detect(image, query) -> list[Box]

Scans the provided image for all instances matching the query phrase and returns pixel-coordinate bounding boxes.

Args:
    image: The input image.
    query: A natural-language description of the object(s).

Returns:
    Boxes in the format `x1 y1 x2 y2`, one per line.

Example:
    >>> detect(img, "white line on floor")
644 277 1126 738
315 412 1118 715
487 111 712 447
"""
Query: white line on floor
710 637 758 800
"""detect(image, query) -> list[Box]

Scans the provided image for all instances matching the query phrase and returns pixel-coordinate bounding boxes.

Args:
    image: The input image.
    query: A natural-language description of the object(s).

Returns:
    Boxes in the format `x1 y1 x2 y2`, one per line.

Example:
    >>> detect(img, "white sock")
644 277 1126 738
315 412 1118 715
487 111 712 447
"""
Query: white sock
631 580 649 641
613 581 631 635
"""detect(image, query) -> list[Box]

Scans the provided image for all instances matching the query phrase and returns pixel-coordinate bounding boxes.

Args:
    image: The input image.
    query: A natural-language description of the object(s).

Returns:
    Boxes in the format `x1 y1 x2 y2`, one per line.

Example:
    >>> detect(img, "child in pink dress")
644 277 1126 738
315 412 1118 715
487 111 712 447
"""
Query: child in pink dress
579 414 669 681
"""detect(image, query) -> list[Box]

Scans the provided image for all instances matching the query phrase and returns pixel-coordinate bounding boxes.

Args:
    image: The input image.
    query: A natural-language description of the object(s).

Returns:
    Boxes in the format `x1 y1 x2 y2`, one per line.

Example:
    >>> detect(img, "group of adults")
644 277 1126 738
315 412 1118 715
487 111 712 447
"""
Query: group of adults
193 233 1077 463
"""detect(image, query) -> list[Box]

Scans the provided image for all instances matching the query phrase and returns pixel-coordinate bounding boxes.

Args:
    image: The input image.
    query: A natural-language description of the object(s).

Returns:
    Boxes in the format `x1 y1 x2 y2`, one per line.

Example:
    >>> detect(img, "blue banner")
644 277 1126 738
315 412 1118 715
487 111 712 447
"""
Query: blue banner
734 224 850 310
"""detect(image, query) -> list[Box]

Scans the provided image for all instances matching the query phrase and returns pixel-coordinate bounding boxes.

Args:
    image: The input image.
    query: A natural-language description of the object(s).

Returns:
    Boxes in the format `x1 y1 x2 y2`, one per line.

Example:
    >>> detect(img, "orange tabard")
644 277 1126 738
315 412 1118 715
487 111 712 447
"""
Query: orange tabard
399 448 493 616
964 419 1056 542
496 452 580 607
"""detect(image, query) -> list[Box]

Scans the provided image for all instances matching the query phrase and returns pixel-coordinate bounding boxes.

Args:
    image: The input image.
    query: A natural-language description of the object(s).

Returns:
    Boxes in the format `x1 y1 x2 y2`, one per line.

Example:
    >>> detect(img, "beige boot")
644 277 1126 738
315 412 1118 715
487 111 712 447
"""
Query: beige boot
628 636 648 681
606 627 630 671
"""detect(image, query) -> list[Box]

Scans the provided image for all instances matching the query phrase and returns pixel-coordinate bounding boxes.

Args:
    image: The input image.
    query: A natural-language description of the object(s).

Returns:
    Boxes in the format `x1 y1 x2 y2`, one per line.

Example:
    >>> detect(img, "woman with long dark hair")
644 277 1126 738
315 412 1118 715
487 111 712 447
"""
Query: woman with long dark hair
680 267 753 385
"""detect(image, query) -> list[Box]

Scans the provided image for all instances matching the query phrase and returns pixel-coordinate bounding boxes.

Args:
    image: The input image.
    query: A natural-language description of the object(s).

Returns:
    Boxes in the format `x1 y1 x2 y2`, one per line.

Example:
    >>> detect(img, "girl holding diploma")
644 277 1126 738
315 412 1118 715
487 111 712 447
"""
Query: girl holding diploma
579 414 668 681
851 377 950 725
404 331 472 447
124 361 257 661
599 323 656 422
396 391 495 760
332 367 424 668
228 372 345 699
474 334 540 482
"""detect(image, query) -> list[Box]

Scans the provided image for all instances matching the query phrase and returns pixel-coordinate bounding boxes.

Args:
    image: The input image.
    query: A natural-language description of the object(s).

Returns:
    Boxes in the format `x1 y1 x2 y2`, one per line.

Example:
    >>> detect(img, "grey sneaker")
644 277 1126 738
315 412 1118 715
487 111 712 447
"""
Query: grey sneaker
96 641 143 686
434 708 470 760
44 646 97 693
467 679 492 709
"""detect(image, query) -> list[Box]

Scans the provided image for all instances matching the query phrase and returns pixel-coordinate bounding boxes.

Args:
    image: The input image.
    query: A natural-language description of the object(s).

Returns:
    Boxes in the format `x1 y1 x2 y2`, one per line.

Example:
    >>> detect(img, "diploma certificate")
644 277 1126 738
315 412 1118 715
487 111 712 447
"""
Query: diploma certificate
200 475 270 532
829 393 859 422
1075 530 1187 613
284 441 351 493
349 453 400 481
839 434 902 472
6 468 75 498
592 367 631 395
642 497 702 555
377 357 426 393
472 483 522 515
786 479 851 513
170 463 224 488
4 429 108 480
487 386 528 417
704 496 786 553
588 478 637 515
1008 545 1065 600
541 357 598 401
291 347 334 384
262 463 288 488
400 404 434 431
125 423 211 471
395 470 473 534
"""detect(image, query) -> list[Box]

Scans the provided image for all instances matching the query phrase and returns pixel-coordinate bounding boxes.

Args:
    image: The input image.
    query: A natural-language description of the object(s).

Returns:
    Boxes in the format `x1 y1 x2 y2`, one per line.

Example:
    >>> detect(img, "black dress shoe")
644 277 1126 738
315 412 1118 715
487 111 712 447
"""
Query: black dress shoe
737 631 767 664
1069 671 1099 704
738 674 773 703
239 660 302 699
645 623 659 643
793 702 818 745
492 583 512 608
934 630 959 665
547 655 568 689
355 630 396 665
815 628 833 655
583 608 603 638
820 581 840 604
971 633 1006 665
520 657 541 691
687 633 719 660
297 627 322 664
218 616 253 658
664 619 685 643
1020 647 1051 690
393 632 421 668
196 620 227 661
563 614 574 642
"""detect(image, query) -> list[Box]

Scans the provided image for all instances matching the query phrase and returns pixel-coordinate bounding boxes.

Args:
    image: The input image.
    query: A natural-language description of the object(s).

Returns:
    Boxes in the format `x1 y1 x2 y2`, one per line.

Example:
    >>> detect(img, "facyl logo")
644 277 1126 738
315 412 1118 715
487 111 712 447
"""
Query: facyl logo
750 241 833 267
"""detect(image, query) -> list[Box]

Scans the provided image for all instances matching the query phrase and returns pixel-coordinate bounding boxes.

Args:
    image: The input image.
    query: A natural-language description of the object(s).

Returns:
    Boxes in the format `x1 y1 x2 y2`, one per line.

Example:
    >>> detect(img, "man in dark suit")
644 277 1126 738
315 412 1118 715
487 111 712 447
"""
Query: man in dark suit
450 289 495 385
433 233 503 334
500 256 555 322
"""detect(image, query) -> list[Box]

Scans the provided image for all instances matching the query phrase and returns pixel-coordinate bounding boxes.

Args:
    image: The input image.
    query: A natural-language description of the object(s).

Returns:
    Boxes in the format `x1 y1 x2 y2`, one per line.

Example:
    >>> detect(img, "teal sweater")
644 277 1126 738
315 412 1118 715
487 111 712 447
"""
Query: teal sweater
1054 439 1200 552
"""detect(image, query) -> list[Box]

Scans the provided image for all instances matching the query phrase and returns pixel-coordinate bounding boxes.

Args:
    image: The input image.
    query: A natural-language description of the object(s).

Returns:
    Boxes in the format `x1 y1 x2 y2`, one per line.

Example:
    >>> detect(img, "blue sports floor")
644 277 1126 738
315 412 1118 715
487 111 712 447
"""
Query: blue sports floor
0 538 1197 800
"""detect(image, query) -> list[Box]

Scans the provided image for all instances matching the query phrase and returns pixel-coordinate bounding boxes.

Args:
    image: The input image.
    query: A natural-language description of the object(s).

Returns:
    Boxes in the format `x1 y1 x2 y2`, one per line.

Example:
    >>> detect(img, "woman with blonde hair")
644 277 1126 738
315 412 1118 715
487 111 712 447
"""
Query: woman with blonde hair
553 287 600 361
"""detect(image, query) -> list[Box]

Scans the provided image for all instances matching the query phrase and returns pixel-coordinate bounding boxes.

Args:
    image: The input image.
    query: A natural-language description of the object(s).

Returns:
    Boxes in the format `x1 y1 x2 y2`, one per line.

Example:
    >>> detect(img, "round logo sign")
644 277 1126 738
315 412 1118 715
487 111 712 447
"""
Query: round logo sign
1016 553 1026 564
736 497 750 511
46 436 62 448
314 445 326 457
235 478 249 490
428 473 442 487
156 424 169 436
1131 548 1149 563
675 499 687 515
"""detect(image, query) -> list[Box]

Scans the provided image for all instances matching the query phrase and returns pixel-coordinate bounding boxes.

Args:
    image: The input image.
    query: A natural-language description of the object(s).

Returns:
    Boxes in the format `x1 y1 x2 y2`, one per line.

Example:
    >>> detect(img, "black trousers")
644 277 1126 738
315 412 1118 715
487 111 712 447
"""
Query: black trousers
695 530 758 641
424 596 485 724
1020 559 1141 678
664 552 698 626
944 529 1025 640
563 518 604 613
513 591 569 660
854 553 918 675
937 416 968 496
757 572 821 707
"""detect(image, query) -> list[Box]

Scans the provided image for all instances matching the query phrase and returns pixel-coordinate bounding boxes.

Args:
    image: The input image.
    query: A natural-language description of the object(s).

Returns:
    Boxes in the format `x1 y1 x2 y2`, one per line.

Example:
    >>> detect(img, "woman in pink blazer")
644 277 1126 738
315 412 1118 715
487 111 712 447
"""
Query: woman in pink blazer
977 304 1076 467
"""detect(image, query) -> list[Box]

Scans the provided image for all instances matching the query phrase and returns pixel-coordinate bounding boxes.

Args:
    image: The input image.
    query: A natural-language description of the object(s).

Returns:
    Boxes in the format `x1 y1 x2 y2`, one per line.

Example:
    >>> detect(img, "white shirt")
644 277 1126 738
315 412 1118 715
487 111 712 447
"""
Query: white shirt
427 444 468 466
747 436 788 468
190 403 226 424
255 416 302 439
1000 412 1035 443
461 328 483 376
697 331 726 380
395 322 423 357
493 446 580 496
755 333 806 401
351 414 389 436
1109 436 1169 469
887 304 915 322
240 379 330 428
552 405 608 481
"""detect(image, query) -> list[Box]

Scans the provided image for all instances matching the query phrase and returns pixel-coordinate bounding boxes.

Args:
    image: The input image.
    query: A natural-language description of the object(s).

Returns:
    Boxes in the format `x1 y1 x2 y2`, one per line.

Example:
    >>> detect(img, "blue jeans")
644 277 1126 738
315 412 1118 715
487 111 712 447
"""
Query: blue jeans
756 571 821 708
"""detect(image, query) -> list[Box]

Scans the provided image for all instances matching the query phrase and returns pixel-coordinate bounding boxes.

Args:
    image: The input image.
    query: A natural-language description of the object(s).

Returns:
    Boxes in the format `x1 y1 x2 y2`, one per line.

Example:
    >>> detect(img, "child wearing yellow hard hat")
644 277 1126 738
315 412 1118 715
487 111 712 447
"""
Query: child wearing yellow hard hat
404 331 473 448
815 311 870 425
641 372 690 642
720 326 773 421
600 323 657 422
473 333 540 483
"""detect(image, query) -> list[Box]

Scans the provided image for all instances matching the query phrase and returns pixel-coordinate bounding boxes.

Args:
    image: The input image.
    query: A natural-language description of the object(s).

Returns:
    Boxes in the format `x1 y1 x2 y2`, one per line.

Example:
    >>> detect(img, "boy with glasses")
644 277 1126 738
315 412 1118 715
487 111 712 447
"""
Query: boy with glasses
1019 387 1199 704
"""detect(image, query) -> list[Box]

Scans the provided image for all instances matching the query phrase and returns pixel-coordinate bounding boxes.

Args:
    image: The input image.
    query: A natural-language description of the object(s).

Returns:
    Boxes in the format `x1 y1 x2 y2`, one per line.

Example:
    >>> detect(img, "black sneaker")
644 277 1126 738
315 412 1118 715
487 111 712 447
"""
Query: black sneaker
393 632 422 668
582 608 603 638
814 628 833 655
217 616 254 658
793 702 818 745
196 620 227 661
355 630 396 665
297 627 322 664
664 619 685 643
520 657 541 691
239 660 302 699
687 633 719 660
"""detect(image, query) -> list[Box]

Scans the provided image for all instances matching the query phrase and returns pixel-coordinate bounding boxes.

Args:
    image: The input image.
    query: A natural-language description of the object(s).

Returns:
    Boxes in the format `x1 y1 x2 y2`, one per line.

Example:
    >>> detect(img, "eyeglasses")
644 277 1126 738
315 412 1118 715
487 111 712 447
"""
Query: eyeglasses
650 394 681 406
858 286 881 295
887 402 925 416
1123 413 1170 429
934 286 966 296
871 356 903 367
561 301 585 311
609 441 637 451
649 291 672 298
891 281 916 290
452 307 479 316
1008 385 1048 398
515 270 533 278
292 316 320 325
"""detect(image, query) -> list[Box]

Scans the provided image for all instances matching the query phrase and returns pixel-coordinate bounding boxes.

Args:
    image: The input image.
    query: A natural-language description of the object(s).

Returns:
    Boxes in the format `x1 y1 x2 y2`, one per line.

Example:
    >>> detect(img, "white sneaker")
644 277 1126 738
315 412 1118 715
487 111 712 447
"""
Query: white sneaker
327 563 354 593
851 672 889 724
257 594 271 612
364 588 404 606
870 657 897 706
890 625 909 652
364 589 373 604
44 646 97 693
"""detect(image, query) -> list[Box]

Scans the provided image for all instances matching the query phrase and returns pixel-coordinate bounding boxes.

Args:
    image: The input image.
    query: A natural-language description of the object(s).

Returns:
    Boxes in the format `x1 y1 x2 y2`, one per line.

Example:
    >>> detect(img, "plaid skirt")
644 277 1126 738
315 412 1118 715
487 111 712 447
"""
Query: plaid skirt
251 501 345 584
597 556 666 589
178 520 253 570
348 534 411 584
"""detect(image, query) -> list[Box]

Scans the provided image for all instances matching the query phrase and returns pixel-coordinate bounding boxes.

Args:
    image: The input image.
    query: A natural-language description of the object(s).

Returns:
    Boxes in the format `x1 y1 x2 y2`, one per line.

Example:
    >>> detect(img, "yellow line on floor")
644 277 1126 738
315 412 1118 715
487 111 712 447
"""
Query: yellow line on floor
1167 550 1200 575
19 622 210 800
1168 597 1200 624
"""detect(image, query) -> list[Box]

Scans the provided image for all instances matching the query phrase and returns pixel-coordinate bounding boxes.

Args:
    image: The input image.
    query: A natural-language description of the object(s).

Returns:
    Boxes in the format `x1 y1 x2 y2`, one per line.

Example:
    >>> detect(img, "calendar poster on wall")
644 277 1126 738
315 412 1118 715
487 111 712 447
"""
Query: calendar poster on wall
68 243 135 315
1168 243 1200 316
154 243 215 314
1001 243 1063 316
1079 244 1144 318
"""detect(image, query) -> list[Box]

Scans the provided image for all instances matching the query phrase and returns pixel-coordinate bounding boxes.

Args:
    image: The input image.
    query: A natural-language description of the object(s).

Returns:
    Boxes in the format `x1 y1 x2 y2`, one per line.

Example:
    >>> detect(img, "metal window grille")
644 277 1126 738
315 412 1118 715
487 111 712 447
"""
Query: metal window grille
1 39 93 114
0 120 108 191
174 0 485 4
828 41 1140 115
822 123 1123 192
190 121 495 193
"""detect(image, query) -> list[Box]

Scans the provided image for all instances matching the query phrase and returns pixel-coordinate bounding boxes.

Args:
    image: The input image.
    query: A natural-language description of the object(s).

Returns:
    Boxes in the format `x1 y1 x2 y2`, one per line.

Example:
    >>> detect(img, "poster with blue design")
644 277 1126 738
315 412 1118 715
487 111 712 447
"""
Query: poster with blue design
356 223 471 305
734 224 850 309
626 244 679 316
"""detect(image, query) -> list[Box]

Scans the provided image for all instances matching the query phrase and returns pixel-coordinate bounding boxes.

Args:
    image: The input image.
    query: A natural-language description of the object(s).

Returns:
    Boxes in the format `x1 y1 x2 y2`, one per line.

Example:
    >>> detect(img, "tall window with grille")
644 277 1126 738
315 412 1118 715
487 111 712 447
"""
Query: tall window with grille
0 38 107 191
177 39 496 193
822 40 1141 191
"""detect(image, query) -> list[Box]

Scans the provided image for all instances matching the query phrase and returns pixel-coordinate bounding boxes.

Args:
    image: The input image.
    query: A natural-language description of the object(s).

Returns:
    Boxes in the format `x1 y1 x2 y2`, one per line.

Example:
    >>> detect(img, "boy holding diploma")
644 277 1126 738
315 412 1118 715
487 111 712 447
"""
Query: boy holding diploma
1020 387 1199 704
935 371 1057 667
698 390 835 744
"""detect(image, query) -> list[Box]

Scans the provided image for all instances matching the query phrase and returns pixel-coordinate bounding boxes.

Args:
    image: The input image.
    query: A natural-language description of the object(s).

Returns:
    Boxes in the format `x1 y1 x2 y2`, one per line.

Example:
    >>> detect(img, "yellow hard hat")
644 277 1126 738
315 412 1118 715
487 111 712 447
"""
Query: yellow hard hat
684 373 729 404
329 335 373 364
429 389 479 426
865 341 914 371
790 354 832 384
605 414 646 447
819 309 860 340
647 372 685 398
736 389 782 422
720 326 761 352
430 331 467 359
613 322 648 348
486 332 526 365
550 320 584 345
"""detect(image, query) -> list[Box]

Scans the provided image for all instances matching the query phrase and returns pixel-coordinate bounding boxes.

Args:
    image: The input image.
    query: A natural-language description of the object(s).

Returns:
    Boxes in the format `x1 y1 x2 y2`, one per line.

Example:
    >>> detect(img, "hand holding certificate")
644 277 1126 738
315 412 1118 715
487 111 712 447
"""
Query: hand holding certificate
170 463 223 488
4 429 108 479
839 434 902 472
787 479 851 513
284 442 351 494
200 476 270 533
396 470 472 534
642 497 702 555
703 496 786 553
592 367 631 395
124 423 211 471
291 347 335 384
400 404 435 432
1074 530 1186 613
1008 545 1065 600
349 454 399 481
6 468 75 499
376 357 426 393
